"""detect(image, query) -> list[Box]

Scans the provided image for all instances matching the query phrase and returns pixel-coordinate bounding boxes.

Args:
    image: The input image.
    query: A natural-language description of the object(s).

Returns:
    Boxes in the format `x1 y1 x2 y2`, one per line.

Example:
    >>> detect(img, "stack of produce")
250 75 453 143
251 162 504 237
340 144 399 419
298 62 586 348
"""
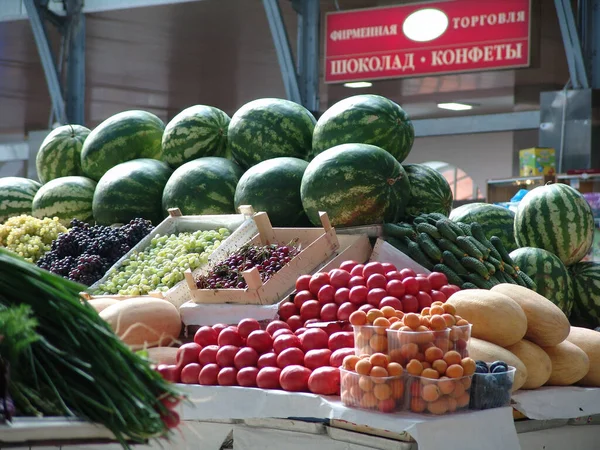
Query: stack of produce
92 227 230 295
0 177 42 223
0 215 67 263
37 218 153 286
31 176 97 225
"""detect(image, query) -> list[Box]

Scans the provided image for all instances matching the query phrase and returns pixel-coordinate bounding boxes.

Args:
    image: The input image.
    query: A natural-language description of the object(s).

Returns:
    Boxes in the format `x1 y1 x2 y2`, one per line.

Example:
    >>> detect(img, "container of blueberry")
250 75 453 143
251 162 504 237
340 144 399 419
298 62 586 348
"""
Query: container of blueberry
469 360 515 410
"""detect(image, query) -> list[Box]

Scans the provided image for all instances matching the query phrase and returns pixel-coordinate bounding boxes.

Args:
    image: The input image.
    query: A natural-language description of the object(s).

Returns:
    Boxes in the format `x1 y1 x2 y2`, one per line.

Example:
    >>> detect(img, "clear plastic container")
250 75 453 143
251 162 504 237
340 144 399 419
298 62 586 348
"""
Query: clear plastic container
449 323 472 358
353 325 388 355
469 364 516 410
386 329 451 366
405 374 473 415
340 368 405 413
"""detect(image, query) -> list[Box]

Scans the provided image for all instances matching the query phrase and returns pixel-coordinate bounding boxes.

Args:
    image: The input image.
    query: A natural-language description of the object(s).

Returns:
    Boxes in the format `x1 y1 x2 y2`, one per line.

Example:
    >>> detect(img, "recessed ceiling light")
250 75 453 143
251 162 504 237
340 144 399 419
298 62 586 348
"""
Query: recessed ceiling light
344 81 373 88
403 9 449 42
437 102 474 111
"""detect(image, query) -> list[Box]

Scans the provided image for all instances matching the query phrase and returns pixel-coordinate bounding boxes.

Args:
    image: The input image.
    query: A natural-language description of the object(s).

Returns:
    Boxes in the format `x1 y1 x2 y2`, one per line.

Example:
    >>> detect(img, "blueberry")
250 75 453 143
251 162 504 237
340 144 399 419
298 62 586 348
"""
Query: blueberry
490 360 508 373
475 360 489 367
475 365 489 374
492 365 507 374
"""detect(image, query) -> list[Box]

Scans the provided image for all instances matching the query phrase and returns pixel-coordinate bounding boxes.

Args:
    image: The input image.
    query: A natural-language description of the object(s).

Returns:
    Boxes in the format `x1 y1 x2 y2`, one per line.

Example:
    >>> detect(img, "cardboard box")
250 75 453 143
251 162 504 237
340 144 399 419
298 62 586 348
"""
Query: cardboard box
519 147 556 176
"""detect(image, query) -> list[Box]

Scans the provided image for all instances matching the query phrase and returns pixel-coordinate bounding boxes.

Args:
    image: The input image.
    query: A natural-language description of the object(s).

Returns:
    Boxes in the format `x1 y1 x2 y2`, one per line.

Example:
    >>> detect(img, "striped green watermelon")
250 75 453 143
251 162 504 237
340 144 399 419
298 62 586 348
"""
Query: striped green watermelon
93 158 172 225
31 176 96 224
228 98 316 169
161 105 231 168
81 110 165 181
234 157 310 227
509 247 573 316
450 203 517 252
569 262 600 327
311 94 414 162
36 124 90 183
0 177 42 223
162 157 243 216
300 143 410 227
514 183 594 266
404 164 453 217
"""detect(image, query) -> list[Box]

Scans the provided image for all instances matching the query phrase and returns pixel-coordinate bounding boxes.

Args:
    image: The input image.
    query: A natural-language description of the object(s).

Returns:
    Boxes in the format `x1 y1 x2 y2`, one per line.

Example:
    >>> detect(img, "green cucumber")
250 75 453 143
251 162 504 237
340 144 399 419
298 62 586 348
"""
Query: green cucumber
383 223 417 240
517 271 537 290
413 216 428 225
497 270 517 285
491 236 515 266
461 282 479 290
385 236 411 254
416 222 442 239
468 236 491 259
447 220 466 237
442 251 469 276
433 264 464 286
503 263 516 276
461 256 490 279
457 222 473 236
407 240 435 270
436 219 459 242
417 232 443 263
513 272 527 287
487 256 504 271
467 273 494 289
438 238 467 259
456 236 484 261
483 260 496 276
427 212 447 221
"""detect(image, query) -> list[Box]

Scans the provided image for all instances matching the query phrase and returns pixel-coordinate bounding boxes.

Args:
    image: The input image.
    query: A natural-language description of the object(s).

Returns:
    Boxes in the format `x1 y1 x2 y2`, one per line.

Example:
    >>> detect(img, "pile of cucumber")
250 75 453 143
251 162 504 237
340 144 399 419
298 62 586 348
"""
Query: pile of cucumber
383 213 537 291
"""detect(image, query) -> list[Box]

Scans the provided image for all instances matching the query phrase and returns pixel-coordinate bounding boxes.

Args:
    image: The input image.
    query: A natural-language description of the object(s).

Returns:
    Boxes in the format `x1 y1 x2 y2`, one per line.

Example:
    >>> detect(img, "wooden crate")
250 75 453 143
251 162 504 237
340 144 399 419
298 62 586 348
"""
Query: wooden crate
185 211 340 305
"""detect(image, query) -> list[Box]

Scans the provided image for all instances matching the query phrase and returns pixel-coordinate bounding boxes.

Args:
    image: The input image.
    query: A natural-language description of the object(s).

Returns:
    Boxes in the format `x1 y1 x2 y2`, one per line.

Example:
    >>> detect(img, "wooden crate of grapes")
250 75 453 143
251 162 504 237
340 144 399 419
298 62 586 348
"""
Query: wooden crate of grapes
184 211 342 306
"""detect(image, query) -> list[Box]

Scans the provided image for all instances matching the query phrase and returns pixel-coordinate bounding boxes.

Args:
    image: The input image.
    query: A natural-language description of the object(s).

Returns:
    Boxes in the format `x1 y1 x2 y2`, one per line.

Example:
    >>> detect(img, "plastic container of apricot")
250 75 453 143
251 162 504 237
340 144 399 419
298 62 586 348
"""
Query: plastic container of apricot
340 368 406 413
469 365 516 410
449 323 472 358
405 374 473 415
353 325 388 355
386 329 451 366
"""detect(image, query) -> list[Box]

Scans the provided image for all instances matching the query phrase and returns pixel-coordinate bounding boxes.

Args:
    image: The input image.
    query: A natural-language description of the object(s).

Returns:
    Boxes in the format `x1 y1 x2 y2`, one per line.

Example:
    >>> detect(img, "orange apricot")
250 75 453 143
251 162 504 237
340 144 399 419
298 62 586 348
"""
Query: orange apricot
410 397 427 413
370 366 389 379
399 342 419 360
399 325 414 332
349 384 362 400
442 303 456 315
421 383 441 402
456 392 471 408
449 326 462 341
446 364 465 379
436 337 451 353
369 334 388 352
388 348 404 364
422 368 440 379
432 301 444 307
390 379 405 399
421 361 432 370
443 350 462 366
403 313 421 329
442 313 456 327
427 397 449 415
358 376 374 392
420 316 431 328
416 325 430 333
394 310 405 319
369 353 389 368
438 376 455 395
430 305 445 315
355 330 373 347
380 306 397 318
424 346 444 362
447 397 458 413
432 359 448 376
361 392 378 408
366 309 384 324
342 355 360 371
387 362 403 376
415 351 426 362
390 321 404 331
456 318 470 327
406 359 424 376
461 357 476 376
429 315 447 331
349 310 367 326
451 380 466 398
373 317 391 330
373 383 392 400
359 354 371 359
462 376 472 389
421 307 431 316
355 359 373 375
389 316 400 324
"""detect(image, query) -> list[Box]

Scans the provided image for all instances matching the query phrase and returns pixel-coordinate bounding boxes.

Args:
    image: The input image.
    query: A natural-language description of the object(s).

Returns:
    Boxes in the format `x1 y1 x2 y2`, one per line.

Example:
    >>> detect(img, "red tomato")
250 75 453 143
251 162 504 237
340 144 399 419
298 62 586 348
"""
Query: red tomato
265 320 291 336
358 304 375 313
386 279 406 298
304 319 320 326
386 271 404 281
381 262 398 273
295 274 312 292
400 268 417 279
194 326 218 347
402 277 420 295
237 318 261 339
317 284 335 305
350 264 365 277
428 272 448 290
157 364 181 383
286 315 304 331
416 276 432 293
217 367 238 386
330 348 355 367
401 294 419 313
246 330 274 354
237 367 259 387
300 300 321 321
300 328 329 352
216 345 240 367
348 276 366 288
280 365 312 392
440 284 461 298
325 322 343 335
257 352 278 369
334 287 350 305
176 343 201 368
198 364 219 385
234 347 259 369
379 296 403 310
198 345 219 365
366 288 387 307
337 302 357 321
430 290 447 303
328 331 354 351
272 328 294 339
348 285 368 305
329 269 351 289
277 347 305 368
180 363 202 384
417 291 433 310
212 323 228 336
362 262 385 279
339 260 359 272
320 303 339 322
304 349 332 369
273 334 302 354
218 328 244 347
278 302 298 321
308 367 340 395
341 322 353 332
309 273 330 295
256 367 282 389
366 273 387 290
293 290 314 309
294 327 308 336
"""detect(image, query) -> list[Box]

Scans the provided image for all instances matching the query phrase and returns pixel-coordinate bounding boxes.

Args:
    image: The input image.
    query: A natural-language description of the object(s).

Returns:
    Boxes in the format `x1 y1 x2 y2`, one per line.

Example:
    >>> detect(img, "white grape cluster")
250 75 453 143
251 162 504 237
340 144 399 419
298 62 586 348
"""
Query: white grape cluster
92 227 231 296
0 215 68 263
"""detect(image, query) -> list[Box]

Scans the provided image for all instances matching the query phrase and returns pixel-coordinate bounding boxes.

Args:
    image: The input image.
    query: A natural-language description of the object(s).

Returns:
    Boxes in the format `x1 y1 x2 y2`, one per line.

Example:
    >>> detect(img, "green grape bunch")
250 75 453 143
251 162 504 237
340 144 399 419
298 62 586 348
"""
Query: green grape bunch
0 215 67 263
92 228 231 296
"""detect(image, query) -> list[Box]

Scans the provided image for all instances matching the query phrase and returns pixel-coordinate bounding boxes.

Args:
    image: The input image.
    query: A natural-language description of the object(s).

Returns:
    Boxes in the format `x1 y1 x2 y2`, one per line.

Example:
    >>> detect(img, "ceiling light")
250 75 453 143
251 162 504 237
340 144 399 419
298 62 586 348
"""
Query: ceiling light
344 81 373 88
437 102 474 111
403 8 449 42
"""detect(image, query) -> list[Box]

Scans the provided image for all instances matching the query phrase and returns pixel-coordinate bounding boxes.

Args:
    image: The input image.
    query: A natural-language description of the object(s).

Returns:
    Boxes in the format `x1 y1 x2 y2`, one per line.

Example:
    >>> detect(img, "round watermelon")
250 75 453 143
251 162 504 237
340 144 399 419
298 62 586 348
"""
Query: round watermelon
32 176 96 224
311 94 414 163
404 164 453 217
300 143 410 227
162 157 243 216
36 124 90 183
450 203 517 252
234 157 310 227
161 105 231 168
0 177 42 223
93 159 172 225
569 262 600 327
509 247 573 316
81 110 165 181
228 98 316 169
514 183 594 266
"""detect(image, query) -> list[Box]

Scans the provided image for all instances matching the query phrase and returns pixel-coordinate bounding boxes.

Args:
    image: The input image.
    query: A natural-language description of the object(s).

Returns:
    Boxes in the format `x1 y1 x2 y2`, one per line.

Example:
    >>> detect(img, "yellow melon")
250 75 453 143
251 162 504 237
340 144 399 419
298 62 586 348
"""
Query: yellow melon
87 298 119 314
467 337 528 391
543 340 590 386
566 327 600 387
505 339 552 389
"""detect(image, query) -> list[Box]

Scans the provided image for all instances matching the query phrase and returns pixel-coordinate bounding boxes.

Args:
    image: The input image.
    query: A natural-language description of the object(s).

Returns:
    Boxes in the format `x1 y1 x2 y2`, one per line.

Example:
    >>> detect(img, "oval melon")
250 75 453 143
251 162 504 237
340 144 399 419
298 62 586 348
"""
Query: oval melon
99 297 181 349
491 284 569 347
87 298 119 314
447 289 527 347
566 327 600 387
467 337 528 391
543 341 590 386
505 339 552 389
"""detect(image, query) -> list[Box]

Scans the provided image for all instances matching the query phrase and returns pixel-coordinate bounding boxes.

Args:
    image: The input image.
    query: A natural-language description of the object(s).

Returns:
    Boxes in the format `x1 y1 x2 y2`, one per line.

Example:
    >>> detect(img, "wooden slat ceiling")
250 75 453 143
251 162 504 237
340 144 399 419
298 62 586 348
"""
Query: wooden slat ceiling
0 0 568 136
